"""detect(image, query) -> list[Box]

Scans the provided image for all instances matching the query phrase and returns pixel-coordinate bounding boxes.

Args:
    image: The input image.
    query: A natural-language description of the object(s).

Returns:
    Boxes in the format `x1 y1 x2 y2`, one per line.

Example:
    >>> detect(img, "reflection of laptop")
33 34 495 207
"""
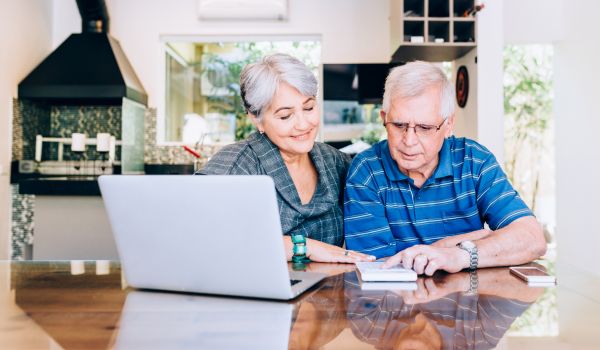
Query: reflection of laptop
114 291 293 349
99 175 325 300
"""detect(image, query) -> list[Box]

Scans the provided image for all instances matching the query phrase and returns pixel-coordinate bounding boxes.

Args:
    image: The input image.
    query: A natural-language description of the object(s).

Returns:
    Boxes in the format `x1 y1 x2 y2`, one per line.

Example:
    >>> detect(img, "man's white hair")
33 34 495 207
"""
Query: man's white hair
240 53 318 119
382 61 455 120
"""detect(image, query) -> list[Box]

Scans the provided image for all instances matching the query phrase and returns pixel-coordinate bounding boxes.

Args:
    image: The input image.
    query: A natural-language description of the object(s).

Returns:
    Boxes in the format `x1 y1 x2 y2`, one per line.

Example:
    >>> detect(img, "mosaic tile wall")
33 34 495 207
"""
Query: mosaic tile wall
12 99 51 161
11 185 34 260
48 105 122 161
144 108 201 164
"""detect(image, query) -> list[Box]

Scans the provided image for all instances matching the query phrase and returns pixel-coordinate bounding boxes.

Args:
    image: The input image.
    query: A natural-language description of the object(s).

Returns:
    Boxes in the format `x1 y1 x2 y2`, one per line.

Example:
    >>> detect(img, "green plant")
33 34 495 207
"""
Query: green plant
503 45 553 212
201 42 320 141
202 48 260 141
503 45 557 337
358 123 386 145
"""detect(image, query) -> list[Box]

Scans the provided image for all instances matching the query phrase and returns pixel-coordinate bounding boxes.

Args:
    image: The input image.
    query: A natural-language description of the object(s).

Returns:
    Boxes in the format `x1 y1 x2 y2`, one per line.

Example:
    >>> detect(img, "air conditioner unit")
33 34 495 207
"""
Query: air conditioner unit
197 0 288 21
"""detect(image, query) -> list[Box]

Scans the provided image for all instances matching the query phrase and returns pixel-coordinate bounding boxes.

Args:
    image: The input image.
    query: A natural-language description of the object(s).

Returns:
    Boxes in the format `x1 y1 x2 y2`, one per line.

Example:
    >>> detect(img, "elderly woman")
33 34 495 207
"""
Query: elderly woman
200 53 374 264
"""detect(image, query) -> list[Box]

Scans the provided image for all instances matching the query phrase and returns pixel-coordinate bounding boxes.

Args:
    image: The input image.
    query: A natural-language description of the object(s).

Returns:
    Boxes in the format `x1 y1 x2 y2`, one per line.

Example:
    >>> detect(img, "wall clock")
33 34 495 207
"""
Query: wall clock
456 65 469 108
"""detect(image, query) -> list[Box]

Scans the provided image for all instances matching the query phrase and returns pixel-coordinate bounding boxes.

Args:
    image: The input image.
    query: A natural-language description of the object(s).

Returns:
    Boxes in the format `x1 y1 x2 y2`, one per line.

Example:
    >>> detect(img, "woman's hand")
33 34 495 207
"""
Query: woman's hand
306 238 376 264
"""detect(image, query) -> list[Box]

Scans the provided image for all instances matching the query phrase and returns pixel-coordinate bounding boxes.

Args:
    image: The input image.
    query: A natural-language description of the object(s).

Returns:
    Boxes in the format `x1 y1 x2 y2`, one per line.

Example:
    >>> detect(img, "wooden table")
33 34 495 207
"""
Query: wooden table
1 260 599 349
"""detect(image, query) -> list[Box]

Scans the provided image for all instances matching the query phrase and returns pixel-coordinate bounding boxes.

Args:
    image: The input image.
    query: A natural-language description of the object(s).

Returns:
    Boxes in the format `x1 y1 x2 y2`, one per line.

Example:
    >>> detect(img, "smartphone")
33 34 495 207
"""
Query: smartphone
509 266 556 284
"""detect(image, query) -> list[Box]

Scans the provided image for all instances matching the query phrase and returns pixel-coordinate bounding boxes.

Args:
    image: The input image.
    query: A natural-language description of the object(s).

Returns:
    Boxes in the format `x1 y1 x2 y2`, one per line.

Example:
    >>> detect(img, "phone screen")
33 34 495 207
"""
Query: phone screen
515 268 548 276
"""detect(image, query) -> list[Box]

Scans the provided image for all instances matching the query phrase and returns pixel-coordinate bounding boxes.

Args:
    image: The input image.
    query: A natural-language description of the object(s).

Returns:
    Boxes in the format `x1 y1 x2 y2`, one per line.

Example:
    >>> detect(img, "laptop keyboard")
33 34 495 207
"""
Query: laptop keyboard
290 279 301 286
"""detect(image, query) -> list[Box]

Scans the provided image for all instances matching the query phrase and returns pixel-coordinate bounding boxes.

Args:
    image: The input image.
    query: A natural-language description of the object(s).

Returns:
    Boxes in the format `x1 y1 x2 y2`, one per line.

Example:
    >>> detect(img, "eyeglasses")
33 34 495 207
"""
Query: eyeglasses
383 118 447 137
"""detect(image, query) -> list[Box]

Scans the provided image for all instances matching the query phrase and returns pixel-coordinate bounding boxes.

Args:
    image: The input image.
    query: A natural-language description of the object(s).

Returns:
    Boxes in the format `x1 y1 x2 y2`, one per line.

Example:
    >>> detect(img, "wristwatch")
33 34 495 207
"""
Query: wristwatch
457 240 478 270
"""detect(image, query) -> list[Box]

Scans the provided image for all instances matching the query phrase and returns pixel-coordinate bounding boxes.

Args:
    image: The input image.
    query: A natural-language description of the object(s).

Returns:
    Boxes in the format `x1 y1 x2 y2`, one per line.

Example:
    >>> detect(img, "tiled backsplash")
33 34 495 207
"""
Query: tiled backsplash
12 99 123 162
144 108 203 165
11 184 34 260
14 100 210 167
12 99 51 161
49 105 122 161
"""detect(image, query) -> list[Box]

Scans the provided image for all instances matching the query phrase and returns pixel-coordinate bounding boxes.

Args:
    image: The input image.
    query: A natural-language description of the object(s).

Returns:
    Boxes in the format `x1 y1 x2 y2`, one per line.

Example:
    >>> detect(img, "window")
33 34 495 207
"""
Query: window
504 44 557 337
162 37 321 144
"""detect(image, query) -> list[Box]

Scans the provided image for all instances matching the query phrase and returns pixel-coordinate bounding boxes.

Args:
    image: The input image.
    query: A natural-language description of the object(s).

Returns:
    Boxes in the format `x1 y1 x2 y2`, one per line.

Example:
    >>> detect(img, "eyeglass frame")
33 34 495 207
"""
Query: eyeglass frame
383 117 448 137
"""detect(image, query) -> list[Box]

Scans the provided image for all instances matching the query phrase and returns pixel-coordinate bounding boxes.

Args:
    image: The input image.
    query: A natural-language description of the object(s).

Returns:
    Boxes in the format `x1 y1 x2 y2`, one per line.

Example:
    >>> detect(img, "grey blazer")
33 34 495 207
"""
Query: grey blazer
199 132 350 247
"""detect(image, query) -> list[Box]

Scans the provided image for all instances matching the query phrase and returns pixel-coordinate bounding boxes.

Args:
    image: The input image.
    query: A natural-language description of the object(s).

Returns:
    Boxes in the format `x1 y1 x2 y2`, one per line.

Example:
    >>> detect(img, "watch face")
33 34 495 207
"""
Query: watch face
460 241 476 249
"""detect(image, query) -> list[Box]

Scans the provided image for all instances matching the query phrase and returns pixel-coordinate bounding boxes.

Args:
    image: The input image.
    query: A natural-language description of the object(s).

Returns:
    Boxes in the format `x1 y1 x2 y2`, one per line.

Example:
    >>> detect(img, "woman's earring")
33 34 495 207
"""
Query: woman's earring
259 130 265 135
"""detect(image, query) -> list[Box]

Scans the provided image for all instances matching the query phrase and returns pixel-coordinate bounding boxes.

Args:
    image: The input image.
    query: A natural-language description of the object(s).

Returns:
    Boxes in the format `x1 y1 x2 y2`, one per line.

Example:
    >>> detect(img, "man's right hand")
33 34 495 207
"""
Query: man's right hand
381 244 469 275
306 238 376 264
396 271 471 304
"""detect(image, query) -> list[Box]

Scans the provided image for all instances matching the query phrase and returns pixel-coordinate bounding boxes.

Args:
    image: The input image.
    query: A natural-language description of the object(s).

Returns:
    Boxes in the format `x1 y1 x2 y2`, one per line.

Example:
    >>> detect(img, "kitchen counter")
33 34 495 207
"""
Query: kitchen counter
18 176 101 195
11 161 195 196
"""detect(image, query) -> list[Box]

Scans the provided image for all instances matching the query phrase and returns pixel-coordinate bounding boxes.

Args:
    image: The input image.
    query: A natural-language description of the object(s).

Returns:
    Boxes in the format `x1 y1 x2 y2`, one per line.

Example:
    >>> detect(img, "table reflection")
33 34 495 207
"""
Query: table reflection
289 273 347 349
115 291 293 349
6 261 558 350
114 272 349 350
343 268 545 350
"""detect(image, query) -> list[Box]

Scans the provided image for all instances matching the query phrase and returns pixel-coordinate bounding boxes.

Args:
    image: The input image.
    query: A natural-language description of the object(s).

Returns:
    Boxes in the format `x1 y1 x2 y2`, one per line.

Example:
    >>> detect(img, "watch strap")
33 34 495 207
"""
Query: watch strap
458 241 478 270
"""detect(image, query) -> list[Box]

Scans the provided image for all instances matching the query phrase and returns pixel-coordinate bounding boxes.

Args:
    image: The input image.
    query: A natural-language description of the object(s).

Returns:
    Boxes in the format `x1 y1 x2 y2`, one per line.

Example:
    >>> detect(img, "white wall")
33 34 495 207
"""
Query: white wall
504 0 565 44
475 0 504 162
0 0 54 260
450 0 505 160
453 48 478 141
53 0 392 110
554 0 600 276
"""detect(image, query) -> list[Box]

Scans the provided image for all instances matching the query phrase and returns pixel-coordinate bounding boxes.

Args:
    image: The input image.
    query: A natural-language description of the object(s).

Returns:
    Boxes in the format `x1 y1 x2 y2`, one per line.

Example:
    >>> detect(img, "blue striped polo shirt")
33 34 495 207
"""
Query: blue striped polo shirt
344 136 533 258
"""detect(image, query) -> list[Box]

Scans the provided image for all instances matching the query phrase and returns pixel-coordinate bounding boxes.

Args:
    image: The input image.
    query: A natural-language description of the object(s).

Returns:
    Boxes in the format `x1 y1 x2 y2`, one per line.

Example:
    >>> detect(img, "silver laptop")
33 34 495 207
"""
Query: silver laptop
114 291 293 349
98 175 325 300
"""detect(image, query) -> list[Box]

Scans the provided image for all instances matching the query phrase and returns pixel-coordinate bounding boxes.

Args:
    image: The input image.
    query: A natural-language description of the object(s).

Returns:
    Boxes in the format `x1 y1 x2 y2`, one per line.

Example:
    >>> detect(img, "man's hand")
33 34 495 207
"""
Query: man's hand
396 272 471 304
431 229 491 248
382 244 469 275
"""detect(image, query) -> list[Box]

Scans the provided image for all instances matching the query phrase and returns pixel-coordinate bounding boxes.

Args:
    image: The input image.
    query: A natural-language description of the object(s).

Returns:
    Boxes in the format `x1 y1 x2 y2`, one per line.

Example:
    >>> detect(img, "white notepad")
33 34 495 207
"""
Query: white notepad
355 262 418 282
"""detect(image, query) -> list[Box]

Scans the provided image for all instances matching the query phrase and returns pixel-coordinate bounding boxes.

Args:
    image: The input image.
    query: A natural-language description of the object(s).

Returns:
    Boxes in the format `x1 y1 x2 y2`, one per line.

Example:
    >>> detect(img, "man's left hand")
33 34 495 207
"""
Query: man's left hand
381 244 469 275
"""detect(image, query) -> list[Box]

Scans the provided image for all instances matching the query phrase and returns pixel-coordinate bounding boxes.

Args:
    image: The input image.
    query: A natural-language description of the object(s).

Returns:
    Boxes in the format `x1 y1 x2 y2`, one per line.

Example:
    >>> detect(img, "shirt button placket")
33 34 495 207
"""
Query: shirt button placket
414 190 419 220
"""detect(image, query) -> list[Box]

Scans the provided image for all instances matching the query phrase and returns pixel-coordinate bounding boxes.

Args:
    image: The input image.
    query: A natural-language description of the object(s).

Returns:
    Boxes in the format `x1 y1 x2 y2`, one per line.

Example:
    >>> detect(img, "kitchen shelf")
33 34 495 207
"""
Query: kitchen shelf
390 0 477 62
428 20 450 43
454 21 476 42
403 20 425 42
392 43 476 62
404 0 424 17
428 0 449 17
453 0 473 17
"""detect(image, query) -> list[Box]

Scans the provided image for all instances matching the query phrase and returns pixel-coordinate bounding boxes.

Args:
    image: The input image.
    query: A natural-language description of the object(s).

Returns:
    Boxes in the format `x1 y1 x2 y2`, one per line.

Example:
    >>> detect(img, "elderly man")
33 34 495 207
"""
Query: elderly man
344 61 546 275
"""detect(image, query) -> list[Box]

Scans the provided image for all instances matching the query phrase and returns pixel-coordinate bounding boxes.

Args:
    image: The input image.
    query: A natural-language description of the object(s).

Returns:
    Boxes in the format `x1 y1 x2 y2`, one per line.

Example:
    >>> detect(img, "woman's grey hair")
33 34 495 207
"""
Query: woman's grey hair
239 53 318 119
382 61 455 120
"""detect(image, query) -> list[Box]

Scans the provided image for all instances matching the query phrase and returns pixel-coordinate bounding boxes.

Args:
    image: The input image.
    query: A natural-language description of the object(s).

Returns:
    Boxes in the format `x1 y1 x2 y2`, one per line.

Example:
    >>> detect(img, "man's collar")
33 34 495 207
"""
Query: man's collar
380 137 454 182
380 140 409 181
432 137 453 179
